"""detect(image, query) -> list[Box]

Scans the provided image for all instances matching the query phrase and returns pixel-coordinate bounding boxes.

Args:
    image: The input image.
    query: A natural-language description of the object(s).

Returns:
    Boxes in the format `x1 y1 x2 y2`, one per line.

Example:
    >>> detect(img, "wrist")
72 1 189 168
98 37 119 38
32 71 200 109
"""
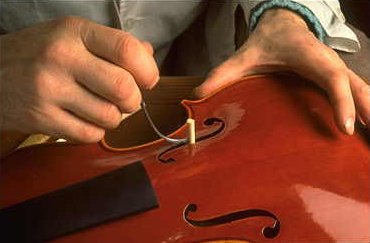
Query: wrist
255 9 310 34
249 0 326 42
258 9 308 31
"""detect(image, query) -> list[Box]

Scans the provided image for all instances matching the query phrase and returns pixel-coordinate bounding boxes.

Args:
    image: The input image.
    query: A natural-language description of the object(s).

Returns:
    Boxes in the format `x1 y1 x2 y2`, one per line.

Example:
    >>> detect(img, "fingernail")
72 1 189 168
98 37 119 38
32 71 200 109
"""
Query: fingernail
344 117 354 135
358 116 367 127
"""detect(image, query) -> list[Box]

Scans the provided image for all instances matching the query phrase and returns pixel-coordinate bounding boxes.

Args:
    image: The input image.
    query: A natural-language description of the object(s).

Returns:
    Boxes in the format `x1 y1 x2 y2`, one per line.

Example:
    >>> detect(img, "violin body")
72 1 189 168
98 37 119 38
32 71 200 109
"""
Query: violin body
1 74 369 242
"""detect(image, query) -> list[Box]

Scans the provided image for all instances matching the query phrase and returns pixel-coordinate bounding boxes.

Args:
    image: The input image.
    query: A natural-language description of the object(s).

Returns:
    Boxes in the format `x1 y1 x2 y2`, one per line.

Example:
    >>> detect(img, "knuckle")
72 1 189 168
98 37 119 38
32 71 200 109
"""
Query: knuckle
127 92 142 112
41 40 69 63
76 126 105 143
104 74 141 113
33 72 57 98
39 39 80 67
359 84 370 96
111 75 131 100
325 69 348 89
115 33 140 62
39 17 84 65
142 41 154 54
100 104 121 128
33 69 48 86
119 91 141 113
329 68 346 80
131 58 159 90
112 75 126 92
209 66 227 79
110 75 140 106
53 16 85 30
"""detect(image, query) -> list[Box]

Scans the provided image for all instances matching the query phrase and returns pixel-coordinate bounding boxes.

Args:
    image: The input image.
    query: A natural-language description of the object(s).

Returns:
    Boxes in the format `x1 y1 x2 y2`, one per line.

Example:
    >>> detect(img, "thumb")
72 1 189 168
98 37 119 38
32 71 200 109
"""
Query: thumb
194 49 258 98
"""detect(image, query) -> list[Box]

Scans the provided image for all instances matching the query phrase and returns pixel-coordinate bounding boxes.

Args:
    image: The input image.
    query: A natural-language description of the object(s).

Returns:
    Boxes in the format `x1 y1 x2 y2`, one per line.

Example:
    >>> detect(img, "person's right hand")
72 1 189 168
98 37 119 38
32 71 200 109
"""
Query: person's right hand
0 16 159 143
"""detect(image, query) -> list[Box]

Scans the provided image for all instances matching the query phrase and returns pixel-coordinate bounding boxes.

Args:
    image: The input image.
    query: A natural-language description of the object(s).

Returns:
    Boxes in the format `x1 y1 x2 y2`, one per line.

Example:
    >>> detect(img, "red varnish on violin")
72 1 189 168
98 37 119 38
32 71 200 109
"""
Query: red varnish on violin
0 74 369 242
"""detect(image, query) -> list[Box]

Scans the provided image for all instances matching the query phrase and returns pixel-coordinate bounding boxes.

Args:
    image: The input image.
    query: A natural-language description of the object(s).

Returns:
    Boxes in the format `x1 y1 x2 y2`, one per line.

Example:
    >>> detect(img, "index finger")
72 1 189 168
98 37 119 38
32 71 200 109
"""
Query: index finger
79 19 159 89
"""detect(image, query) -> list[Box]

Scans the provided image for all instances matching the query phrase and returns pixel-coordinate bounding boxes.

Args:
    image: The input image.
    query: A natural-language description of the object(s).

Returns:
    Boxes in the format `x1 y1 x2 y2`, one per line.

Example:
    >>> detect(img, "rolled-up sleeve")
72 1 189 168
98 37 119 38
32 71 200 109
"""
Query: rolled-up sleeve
240 0 361 52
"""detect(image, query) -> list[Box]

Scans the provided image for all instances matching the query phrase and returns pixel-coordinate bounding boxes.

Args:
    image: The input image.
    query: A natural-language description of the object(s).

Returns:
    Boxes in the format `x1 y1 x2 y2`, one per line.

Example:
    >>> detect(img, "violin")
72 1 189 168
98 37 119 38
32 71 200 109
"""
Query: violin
0 74 369 242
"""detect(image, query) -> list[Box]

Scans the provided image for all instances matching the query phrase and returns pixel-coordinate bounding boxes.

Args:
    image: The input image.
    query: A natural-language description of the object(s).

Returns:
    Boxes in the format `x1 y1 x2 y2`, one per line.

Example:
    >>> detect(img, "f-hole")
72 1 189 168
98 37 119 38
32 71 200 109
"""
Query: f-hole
183 204 280 239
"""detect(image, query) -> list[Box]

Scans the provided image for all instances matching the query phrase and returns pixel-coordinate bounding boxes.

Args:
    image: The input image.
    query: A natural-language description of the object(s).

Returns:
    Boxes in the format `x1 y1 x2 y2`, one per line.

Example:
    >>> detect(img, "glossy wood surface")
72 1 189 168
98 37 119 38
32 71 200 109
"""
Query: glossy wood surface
1 74 369 242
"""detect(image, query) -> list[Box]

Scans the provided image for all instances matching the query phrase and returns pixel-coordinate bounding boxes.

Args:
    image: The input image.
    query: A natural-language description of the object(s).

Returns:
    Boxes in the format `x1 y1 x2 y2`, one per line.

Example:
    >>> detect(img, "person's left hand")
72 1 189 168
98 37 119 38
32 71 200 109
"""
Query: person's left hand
194 9 370 135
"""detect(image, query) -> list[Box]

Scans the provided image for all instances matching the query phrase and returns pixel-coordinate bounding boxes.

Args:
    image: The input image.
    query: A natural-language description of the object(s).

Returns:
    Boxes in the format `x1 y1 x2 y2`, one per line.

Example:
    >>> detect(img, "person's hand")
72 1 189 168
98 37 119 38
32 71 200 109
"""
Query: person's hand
195 9 370 135
0 16 159 142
